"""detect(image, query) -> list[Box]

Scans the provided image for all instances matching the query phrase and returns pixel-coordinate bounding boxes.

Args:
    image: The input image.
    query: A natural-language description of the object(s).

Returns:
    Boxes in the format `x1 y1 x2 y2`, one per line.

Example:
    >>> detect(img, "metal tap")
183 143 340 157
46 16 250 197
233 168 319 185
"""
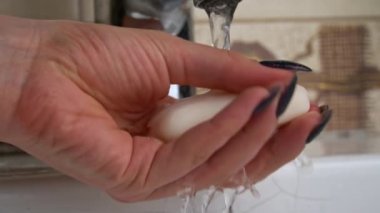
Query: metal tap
193 0 241 9
97 0 190 35
193 0 241 17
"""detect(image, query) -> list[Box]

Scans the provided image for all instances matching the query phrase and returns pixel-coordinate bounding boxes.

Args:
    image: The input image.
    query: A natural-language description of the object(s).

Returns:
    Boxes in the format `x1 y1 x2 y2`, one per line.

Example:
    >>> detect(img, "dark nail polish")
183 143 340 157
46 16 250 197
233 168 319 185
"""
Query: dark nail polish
253 86 281 115
260 60 312 72
276 75 298 117
306 105 333 144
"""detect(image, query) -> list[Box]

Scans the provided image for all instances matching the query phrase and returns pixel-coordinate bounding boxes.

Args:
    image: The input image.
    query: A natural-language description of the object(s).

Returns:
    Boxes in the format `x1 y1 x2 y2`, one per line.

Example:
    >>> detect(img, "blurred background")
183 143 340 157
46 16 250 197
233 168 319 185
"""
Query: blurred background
0 0 380 213
192 0 380 158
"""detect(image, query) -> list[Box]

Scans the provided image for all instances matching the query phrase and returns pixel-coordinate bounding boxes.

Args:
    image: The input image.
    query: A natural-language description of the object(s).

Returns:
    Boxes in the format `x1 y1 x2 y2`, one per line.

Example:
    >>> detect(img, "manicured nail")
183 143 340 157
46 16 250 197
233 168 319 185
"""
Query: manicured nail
253 86 281 115
260 60 312 72
276 75 298 117
306 105 333 144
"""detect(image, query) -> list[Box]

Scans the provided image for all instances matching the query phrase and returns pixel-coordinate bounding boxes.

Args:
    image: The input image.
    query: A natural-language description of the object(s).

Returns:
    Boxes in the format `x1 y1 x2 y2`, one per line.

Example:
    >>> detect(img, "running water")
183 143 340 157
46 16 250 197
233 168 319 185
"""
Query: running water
207 4 249 213
208 9 231 49
178 186 196 213
178 1 256 213
177 1 316 212
206 3 235 50
191 2 258 213
200 186 218 213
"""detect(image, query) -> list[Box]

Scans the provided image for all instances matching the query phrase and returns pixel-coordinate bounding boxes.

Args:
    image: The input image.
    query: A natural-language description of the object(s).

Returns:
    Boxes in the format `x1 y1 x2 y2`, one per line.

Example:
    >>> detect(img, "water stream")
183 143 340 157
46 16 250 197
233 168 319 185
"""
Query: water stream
179 2 250 213
178 2 315 212
177 1 315 209
208 9 231 50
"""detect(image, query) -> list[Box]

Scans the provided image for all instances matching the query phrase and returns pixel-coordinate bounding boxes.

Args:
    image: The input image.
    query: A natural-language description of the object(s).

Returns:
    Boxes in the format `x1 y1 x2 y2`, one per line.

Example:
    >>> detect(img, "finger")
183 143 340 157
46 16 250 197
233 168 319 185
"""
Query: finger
145 87 269 190
243 111 321 184
134 30 294 92
144 87 282 199
173 45 293 92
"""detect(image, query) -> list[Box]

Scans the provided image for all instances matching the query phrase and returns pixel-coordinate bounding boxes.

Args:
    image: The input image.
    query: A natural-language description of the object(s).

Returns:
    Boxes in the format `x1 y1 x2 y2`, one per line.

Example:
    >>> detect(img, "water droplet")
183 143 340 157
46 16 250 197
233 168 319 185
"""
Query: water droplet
177 186 196 213
201 186 217 213
222 188 238 213
295 153 314 174
248 186 261 199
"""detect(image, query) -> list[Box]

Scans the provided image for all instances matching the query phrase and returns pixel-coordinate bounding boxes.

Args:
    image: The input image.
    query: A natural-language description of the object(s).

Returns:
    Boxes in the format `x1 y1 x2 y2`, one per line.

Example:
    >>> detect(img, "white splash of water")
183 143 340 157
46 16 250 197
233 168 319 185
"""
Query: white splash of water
178 186 196 213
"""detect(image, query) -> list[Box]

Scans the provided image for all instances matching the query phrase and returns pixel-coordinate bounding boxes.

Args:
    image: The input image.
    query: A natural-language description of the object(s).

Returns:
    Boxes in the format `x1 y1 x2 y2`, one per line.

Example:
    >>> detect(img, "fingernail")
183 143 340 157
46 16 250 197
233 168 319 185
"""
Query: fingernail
253 86 281 115
306 105 333 144
260 60 312 72
276 75 298 117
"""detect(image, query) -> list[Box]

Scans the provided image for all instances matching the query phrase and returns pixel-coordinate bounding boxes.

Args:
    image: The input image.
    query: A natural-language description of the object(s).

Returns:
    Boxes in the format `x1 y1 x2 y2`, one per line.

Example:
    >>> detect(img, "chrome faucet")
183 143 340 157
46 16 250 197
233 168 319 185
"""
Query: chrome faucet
193 0 241 17
98 0 190 35
98 0 242 35
193 0 241 10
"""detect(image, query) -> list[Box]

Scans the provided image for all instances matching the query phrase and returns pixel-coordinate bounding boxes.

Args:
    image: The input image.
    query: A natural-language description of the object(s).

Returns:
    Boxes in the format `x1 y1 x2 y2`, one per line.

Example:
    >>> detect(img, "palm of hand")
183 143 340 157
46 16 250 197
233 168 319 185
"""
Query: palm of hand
40 24 173 134
15 23 174 194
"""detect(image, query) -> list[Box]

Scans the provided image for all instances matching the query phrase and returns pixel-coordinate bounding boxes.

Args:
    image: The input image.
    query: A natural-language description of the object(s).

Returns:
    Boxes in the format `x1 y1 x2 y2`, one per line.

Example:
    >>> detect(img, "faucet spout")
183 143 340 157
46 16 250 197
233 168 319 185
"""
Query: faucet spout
193 0 241 11
120 0 189 35
193 0 241 15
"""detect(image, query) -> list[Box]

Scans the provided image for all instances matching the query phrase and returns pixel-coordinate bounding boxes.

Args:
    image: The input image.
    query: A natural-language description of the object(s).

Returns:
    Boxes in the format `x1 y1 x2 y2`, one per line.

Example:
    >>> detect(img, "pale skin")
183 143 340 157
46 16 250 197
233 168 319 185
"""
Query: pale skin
0 16 321 202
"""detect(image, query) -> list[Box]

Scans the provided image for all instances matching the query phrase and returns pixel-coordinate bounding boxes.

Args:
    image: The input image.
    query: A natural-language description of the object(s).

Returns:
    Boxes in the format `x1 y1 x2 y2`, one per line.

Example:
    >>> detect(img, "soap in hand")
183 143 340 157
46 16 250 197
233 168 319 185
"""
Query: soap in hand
148 85 310 142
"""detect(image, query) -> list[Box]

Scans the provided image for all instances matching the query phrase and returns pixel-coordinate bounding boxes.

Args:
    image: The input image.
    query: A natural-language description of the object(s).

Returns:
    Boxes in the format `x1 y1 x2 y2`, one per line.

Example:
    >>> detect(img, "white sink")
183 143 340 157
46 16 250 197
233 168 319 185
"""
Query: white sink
1 155 379 213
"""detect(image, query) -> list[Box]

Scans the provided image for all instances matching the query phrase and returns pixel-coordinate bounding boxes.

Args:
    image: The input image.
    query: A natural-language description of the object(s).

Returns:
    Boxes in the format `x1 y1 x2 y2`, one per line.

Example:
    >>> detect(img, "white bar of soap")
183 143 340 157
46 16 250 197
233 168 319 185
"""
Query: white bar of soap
149 85 310 142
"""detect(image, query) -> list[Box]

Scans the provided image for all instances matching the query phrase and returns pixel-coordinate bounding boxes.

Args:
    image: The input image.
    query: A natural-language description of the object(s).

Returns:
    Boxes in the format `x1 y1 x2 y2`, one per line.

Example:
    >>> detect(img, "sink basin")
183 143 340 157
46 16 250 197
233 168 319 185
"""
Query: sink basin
0 155 379 213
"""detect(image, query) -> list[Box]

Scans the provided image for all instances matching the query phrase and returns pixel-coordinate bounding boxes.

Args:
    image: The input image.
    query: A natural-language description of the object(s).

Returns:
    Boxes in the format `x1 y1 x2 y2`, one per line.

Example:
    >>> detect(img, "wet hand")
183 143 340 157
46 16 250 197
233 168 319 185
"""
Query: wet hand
0 15 328 202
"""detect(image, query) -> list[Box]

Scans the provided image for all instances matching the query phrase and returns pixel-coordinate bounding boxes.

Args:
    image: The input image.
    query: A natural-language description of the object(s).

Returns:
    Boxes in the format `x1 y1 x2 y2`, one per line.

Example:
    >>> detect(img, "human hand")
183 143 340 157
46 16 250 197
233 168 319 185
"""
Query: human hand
0 15 329 202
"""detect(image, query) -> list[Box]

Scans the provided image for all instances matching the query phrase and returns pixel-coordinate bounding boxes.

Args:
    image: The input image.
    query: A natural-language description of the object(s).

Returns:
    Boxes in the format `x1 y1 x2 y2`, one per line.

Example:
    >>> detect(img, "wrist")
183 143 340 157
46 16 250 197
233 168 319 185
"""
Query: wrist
0 16 41 143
